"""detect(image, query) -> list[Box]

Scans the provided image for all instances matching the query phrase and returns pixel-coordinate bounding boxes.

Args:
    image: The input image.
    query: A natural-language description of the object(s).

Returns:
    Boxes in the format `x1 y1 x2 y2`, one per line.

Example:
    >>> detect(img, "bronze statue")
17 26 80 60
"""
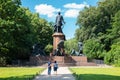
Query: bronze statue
53 40 65 56
78 41 83 54
54 12 65 33
32 43 46 56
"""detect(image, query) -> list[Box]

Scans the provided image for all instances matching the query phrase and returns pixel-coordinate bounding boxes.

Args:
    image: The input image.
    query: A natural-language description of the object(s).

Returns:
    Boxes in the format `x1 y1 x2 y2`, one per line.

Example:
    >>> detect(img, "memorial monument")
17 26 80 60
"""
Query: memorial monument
52 12 65 56
30 12 96 66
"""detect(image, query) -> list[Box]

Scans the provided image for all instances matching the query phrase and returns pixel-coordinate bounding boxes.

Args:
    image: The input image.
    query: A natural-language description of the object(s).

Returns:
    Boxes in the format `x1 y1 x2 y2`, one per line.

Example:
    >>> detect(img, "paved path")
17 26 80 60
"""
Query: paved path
34 67 75 80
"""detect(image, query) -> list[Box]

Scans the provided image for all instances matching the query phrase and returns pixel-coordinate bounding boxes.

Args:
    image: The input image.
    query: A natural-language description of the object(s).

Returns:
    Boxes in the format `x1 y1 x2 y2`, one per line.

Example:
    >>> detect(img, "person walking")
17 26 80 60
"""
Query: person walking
48 60 52 75
53 61 58 75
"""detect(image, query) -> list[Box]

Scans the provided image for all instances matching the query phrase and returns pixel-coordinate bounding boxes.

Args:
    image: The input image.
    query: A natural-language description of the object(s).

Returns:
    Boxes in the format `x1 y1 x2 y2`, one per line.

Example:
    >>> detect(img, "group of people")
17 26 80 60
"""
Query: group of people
48 60 58 75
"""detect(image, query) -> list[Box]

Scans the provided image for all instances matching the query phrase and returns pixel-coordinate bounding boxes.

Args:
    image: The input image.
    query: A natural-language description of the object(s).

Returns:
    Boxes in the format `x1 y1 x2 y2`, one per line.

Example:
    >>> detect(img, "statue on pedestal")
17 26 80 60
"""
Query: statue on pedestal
54 12 65 33
52 12 66 56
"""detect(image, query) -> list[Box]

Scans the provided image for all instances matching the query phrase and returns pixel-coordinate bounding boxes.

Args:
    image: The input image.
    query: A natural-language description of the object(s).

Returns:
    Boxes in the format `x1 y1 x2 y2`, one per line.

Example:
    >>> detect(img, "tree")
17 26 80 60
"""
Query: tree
110 10 120 44
104 42 120 66
0 0 22 63
0 0 53 65
83 39 104 59
44 44 53 55
104 10 120 66
76 7 99 41
75 0 120 61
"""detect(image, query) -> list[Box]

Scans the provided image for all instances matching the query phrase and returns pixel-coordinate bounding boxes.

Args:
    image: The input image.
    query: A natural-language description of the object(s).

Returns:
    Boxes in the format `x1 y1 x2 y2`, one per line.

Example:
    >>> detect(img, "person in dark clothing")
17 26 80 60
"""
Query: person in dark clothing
48 60 52 75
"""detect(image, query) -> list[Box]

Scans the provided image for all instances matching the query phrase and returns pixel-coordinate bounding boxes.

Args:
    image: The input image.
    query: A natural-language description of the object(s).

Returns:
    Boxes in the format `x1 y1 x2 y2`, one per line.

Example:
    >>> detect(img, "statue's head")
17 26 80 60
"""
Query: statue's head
58 12 61 15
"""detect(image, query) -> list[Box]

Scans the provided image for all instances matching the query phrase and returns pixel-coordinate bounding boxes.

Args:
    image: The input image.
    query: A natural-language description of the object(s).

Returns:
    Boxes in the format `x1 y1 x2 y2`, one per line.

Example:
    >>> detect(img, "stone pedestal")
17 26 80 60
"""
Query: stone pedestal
52 32 65 50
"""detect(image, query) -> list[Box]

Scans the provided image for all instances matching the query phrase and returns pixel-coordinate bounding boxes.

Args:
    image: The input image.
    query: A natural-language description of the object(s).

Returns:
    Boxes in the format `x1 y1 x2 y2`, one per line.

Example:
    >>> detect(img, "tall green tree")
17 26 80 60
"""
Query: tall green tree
76 7 99 41
109 10 120 44
0 0 53 65
75 0 120 60
104 10 120 66
0 0 22 61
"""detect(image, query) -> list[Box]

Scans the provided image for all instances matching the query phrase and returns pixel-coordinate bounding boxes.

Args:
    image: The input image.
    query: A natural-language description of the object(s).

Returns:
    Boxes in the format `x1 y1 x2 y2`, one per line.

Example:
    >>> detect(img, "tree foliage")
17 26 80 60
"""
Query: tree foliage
104 43 120 66
83 39 104 59
44 44 53 55
75 0 120 66
104 10 120 66
0 0 53 65
64 38 78 54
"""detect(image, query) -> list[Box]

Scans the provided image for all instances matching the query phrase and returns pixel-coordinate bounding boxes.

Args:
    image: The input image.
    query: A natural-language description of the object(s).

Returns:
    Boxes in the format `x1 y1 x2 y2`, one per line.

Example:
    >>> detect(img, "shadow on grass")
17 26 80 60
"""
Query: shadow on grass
73 73 120 80
0 75 36 80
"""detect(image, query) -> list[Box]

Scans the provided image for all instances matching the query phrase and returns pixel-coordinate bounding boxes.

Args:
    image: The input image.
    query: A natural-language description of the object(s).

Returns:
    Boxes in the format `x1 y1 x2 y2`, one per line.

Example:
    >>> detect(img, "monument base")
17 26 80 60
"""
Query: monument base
29 56 97 66
52 32 65 50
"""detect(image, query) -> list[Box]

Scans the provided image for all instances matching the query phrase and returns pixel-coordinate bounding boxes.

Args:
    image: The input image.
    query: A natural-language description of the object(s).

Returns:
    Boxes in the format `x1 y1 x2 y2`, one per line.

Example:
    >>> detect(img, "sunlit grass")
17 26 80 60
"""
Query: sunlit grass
70 67 120 80
0 67 45 80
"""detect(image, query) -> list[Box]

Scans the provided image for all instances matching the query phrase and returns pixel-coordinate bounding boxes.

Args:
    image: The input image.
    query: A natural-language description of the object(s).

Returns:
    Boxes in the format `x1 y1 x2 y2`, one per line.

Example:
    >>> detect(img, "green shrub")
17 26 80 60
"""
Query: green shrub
83 39 104 59
44 44 53 55
64 38 78 54
104 43 120 66
0 56 6 66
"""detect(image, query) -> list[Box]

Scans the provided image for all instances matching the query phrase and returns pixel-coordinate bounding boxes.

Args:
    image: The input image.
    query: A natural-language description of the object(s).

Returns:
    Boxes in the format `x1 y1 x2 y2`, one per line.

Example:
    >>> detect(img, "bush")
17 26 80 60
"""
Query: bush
44 44 53 55
64 38 78 54
104 43 120 66
0 47 8 66
83 39 104 59
0 56 6 66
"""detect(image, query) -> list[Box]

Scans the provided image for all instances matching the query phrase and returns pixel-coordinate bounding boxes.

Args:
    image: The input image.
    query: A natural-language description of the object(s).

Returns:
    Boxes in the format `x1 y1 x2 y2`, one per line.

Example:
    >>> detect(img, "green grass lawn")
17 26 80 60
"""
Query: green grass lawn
70 67 120 80
0 67 45 80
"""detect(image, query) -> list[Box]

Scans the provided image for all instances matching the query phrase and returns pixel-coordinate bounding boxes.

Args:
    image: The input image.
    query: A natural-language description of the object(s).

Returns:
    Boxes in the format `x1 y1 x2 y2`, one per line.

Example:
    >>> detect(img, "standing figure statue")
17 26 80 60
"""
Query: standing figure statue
54 12 65 33
78 41 83 55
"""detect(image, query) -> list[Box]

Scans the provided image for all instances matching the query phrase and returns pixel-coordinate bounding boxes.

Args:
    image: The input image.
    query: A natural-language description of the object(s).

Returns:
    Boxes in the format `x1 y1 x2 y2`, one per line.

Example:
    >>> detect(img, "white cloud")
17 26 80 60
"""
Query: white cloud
64 2 89 9
34 2 89 18
35 4 60 17
64 2 89 18
64 9 79 18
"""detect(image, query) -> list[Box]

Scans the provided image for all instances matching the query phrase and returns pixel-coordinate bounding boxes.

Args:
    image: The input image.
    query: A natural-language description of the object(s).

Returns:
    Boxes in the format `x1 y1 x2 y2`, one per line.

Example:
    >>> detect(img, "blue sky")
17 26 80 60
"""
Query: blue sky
21 0 99 40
